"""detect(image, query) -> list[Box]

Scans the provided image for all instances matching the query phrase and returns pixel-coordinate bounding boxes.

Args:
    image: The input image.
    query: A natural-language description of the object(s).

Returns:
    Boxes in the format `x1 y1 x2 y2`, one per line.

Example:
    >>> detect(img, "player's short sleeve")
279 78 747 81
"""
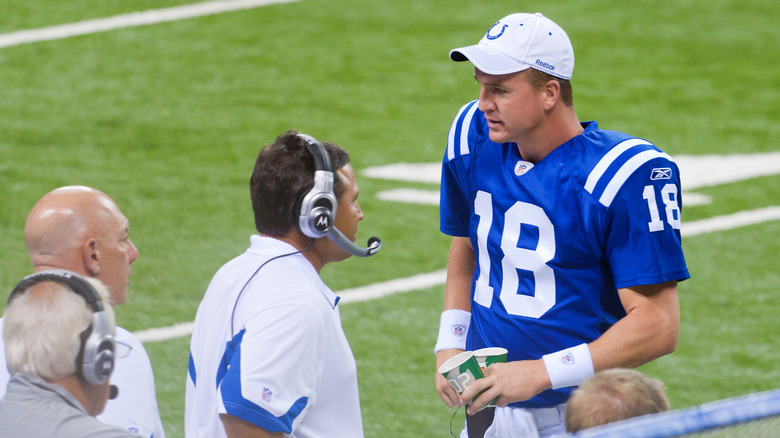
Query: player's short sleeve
598 153 690 288
218 299 324 434
440 156 472 236
440 101 481 237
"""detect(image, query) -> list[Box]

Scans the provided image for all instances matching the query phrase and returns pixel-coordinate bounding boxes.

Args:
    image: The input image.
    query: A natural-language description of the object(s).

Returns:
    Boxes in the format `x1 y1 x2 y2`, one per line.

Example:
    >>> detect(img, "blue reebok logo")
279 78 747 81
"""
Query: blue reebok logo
535 59 556 72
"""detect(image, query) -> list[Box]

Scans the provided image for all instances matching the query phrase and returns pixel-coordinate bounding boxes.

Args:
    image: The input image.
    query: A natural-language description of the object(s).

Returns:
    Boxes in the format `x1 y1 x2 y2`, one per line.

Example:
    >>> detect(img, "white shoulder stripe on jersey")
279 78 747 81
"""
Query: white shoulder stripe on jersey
598 150 674 207
584 138 651 193
447 101 478 161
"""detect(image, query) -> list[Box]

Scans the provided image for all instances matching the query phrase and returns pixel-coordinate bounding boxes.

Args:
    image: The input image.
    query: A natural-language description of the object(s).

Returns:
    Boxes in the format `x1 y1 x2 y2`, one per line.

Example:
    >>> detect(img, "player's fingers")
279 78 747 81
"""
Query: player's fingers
436 374 460 407
466 387 498 416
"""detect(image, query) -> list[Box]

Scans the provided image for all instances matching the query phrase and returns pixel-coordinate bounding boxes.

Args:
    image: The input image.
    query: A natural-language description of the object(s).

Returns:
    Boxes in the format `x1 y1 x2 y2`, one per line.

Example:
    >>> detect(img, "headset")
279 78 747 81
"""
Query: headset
295 133 382 257
8 269 116 386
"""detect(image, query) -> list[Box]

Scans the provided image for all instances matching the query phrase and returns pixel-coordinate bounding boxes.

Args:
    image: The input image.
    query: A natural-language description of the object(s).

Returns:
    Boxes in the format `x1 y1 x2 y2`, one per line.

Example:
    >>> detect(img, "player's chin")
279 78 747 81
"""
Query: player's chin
487 128 509 143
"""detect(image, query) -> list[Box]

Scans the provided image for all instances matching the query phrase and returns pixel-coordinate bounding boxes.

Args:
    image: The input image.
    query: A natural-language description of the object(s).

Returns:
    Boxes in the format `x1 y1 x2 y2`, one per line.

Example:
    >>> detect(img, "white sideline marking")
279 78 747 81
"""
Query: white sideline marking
377 188 441 205
365 153 780 207
133 270 448 342
0 0 299 49
682 206 780 237
134 206 780 343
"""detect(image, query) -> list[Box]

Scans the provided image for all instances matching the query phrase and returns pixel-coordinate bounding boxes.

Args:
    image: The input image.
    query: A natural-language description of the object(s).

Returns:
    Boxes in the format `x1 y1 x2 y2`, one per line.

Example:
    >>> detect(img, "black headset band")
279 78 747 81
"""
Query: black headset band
9 269 104 312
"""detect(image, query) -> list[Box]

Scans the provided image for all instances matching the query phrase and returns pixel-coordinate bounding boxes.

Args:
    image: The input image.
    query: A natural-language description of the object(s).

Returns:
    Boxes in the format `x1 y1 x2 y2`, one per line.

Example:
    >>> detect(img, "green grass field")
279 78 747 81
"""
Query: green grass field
0 0 778 436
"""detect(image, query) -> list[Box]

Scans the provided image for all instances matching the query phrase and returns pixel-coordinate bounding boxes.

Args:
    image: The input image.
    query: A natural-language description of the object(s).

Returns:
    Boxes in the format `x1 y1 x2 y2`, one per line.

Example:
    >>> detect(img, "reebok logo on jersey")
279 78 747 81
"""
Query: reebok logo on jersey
514 160 534 176
651 168 672 180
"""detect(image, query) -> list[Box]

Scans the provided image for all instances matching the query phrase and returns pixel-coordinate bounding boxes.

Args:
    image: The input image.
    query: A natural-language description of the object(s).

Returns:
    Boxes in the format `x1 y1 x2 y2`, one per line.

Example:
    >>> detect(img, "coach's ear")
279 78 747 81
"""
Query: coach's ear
83 237 101 277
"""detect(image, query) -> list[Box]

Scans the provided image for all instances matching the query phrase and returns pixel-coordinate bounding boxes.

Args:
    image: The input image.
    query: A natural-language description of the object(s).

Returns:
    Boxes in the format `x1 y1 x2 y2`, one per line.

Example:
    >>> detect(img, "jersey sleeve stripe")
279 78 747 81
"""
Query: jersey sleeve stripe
584 138 651 193
598 150 674 207
447 100 478 161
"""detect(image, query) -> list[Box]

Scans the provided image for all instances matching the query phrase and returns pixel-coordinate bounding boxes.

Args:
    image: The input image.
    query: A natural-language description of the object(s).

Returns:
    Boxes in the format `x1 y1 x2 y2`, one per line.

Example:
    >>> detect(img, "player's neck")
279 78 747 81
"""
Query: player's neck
515 108 583 163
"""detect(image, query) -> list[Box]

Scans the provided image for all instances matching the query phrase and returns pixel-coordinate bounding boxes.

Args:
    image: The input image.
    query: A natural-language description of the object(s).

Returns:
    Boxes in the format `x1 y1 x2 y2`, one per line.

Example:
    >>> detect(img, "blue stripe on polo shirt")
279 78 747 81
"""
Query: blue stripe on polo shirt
188 351 197 386
218 329 309 433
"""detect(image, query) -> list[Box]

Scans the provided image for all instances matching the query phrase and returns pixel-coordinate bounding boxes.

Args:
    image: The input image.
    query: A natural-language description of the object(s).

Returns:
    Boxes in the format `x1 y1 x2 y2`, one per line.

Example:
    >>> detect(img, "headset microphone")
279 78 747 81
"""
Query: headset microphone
327 227 382 257
109 385 119 400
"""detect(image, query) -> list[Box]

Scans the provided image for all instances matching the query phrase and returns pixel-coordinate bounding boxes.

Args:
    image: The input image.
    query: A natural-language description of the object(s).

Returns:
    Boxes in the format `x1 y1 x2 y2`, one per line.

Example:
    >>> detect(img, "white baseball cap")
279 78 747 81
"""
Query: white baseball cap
449 12 574 80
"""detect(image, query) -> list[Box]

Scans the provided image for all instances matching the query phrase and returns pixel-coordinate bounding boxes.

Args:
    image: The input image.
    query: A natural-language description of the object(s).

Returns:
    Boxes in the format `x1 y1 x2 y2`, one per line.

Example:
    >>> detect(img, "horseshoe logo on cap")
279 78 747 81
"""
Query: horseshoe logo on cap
486 22 508 40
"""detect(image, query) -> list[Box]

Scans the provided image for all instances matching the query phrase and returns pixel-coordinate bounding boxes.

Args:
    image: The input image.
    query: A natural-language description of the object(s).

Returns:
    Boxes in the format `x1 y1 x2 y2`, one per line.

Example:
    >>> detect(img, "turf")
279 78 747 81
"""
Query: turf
0 0 777 436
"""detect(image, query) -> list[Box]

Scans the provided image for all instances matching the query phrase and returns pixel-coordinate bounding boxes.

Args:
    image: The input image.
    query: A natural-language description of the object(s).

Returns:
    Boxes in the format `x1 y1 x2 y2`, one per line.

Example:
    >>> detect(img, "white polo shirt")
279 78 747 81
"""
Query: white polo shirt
185 235 363 438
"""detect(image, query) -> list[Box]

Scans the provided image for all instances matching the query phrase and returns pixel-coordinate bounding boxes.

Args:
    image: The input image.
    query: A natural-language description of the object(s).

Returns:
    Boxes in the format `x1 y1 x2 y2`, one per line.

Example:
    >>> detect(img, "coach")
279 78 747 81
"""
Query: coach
186 130 380 438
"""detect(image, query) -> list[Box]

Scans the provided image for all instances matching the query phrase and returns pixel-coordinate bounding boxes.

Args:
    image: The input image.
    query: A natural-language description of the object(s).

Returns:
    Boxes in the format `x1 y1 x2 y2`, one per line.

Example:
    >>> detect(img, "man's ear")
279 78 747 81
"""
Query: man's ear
543 79 561 111
83 238 100 276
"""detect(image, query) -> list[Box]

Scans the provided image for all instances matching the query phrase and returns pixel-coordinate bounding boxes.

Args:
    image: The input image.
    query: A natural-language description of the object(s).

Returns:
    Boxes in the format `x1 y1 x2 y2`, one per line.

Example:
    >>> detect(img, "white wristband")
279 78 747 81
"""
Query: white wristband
433 309 471 354
542 343 594 389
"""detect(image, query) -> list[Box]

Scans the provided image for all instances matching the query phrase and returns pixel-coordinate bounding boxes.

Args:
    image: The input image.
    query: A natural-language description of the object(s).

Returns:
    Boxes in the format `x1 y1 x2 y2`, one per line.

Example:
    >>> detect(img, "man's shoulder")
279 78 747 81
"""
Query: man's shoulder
113 326 151 361
59 412 146 437
446 100 495 161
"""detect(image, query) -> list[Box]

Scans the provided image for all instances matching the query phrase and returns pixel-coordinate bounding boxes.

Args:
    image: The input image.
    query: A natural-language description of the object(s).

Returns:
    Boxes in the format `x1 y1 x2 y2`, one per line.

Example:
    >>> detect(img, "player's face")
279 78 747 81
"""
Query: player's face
331 164 364 260
94 209 139 306
475 68 546 144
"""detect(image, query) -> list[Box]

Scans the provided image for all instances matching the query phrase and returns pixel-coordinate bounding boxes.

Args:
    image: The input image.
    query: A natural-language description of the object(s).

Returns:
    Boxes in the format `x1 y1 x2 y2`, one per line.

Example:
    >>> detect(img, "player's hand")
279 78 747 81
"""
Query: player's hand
435 348 465 407
459 359 550 415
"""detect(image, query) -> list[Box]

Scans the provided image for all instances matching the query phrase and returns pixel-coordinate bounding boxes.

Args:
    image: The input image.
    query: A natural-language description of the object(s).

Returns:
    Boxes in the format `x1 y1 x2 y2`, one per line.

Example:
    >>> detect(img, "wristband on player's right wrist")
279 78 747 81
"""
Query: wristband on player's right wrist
433 309 471 354
542 343 594 389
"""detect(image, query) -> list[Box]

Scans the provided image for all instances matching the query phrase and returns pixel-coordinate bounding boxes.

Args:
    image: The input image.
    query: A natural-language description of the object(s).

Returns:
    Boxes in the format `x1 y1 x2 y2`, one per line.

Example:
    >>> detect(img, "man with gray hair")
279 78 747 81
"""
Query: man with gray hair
0 270 141 437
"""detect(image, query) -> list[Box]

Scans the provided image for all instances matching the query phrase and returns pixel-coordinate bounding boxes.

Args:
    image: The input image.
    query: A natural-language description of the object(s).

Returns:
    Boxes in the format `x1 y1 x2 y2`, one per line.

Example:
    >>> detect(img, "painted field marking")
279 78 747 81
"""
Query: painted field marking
0 0 299 49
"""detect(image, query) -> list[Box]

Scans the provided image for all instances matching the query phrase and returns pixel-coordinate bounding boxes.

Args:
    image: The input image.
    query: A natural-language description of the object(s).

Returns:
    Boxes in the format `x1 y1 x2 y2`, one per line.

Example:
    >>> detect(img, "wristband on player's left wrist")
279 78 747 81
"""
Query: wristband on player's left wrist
542 343 594 389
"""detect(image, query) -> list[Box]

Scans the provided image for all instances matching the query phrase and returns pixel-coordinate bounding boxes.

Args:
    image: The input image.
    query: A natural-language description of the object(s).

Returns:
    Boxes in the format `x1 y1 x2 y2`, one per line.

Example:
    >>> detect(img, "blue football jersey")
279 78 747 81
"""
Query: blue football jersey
440 100 690 408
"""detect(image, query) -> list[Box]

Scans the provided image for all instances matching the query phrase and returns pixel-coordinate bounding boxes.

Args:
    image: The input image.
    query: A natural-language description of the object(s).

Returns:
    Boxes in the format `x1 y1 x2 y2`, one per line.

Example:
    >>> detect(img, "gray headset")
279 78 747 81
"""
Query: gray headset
9 269 116 385
295 133 382 257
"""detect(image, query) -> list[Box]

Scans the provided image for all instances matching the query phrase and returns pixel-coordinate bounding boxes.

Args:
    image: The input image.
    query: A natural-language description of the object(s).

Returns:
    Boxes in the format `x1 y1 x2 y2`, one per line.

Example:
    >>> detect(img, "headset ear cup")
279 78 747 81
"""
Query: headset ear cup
93 340 116 384
295 133 337 239
78 313 116 385
298 200 334 238
80 336 115 385
310 205 334 235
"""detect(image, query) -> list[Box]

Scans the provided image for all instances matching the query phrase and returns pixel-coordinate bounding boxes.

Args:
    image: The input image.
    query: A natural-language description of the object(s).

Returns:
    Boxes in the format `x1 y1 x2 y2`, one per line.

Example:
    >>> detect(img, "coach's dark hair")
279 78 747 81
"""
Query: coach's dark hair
528 68 574 107
250 130 351 236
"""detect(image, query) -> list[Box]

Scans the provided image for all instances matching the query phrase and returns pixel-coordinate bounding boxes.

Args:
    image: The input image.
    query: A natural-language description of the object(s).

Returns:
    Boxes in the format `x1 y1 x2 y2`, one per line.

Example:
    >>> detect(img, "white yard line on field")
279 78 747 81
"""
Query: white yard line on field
134 206 780 343
681 206 780 237
0 0 299 49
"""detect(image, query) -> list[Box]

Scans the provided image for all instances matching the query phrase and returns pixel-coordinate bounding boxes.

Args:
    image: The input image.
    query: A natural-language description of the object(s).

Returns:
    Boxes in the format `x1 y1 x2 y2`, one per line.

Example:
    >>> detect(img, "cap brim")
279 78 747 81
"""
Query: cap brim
449 44 531 76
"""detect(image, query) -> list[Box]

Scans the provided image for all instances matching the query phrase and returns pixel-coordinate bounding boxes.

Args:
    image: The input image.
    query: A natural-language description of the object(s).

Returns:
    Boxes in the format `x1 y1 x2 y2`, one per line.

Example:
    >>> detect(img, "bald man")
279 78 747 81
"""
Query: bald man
0 186 166 438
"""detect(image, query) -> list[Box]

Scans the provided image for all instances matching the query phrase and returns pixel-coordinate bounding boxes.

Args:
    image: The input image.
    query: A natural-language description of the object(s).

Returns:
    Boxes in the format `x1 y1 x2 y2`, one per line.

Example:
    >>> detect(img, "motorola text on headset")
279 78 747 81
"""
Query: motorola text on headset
296 133 382 257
